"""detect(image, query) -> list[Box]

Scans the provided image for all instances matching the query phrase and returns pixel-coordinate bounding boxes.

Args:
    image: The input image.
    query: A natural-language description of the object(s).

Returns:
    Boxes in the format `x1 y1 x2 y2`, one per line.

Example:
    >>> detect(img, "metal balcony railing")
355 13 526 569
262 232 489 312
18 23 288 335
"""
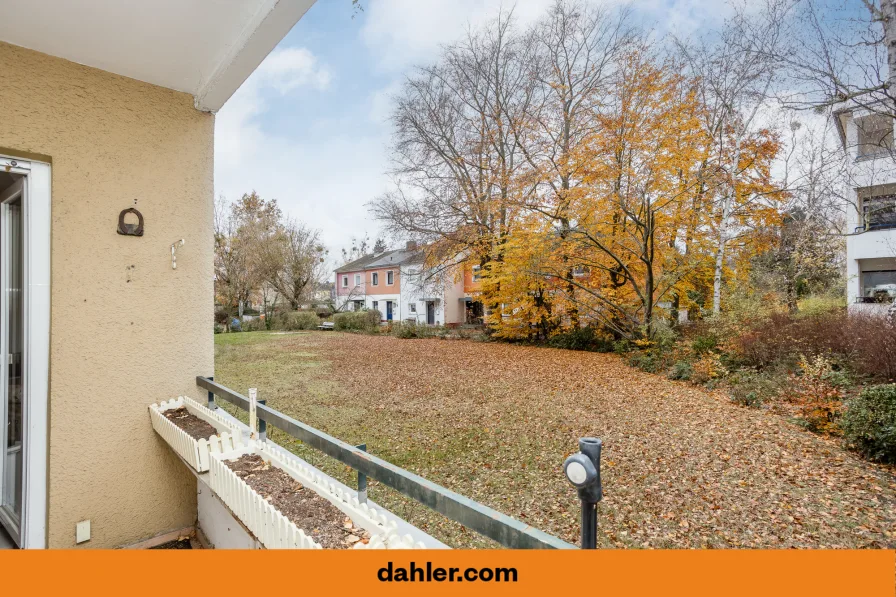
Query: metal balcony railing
196 376 578 549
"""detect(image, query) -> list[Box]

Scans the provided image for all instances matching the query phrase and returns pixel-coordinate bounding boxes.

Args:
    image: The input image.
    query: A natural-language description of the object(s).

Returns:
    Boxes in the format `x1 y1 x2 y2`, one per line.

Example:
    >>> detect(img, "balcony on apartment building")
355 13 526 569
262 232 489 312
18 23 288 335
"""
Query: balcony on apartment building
145 377 578 550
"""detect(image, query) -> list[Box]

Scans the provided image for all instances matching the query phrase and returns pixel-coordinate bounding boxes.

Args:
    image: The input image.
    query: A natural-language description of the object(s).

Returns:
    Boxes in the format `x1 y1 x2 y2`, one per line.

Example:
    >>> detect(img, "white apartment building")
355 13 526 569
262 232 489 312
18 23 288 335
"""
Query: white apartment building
834 105 896 314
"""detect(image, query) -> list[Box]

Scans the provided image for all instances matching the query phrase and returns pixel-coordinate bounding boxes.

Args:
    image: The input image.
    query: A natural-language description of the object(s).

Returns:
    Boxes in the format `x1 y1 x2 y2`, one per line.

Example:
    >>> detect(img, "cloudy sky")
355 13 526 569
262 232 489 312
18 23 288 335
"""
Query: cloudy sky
213 0 735 268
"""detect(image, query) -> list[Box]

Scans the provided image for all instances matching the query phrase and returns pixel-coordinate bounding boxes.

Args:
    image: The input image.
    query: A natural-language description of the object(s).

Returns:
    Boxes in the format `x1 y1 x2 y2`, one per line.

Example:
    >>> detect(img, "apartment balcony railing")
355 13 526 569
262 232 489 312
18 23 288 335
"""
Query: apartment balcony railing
854 222 896 233
196 376 582 550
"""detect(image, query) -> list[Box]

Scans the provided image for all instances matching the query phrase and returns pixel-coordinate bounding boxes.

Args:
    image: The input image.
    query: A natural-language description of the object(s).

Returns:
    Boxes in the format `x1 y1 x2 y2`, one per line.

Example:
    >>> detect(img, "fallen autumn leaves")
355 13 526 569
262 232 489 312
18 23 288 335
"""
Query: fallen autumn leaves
214 331 896 549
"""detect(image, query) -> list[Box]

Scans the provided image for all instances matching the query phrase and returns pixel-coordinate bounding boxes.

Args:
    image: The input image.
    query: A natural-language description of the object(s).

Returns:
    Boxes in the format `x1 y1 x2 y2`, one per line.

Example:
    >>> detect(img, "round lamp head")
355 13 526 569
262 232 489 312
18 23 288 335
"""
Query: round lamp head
563 453 597 489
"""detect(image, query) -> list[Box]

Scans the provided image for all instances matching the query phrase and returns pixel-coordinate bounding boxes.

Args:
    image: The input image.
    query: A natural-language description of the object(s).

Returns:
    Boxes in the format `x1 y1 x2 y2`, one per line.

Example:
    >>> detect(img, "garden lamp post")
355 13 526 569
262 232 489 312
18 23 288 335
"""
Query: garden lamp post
564 437 603 549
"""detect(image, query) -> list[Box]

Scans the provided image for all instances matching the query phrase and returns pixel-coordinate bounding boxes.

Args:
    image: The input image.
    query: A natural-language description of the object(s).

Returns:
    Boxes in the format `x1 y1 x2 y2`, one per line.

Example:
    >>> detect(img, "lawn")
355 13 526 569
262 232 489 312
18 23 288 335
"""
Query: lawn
214 331 896 549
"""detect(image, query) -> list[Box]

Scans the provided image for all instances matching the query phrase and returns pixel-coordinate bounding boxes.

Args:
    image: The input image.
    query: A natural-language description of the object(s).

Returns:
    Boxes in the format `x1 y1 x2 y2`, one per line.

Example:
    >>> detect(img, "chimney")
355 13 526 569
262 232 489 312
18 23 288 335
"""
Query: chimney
406 240 418 251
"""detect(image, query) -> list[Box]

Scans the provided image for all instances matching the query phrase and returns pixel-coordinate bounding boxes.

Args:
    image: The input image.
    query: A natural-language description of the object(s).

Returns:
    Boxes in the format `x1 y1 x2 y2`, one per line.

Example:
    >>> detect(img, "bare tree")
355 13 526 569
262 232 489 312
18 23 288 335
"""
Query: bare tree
772 0 895 114
371 8 535 296
267 220 328 310
215 191 293 328
214 195 256 328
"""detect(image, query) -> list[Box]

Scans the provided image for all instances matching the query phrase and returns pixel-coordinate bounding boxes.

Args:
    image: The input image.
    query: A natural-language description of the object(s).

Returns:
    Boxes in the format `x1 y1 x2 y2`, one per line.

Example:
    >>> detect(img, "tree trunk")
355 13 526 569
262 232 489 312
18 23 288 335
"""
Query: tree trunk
713 139 742 315
711 210 728 315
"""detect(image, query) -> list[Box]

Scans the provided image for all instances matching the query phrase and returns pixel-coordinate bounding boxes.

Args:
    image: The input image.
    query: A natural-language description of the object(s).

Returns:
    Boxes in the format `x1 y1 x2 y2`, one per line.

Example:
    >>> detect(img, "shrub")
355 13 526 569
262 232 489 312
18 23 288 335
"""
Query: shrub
276 311 320 331
785 354 844 435
728 310 896 380
845 314 896 380
841 384 896 463
613 340 633 355
391 321 439 339
213 324 223 334
628 350 667 374
727 370 782 408
690 354 728 385
548 327 614 352
649 319 678 351
333 309 382 332
691 334 719 355
668 361 693 381
214 309 230 325
241 317 265 332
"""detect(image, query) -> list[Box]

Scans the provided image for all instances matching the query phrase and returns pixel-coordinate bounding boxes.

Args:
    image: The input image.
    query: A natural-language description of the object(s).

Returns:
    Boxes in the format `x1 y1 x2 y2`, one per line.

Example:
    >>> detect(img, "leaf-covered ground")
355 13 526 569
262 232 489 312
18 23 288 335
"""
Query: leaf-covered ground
214 331 896 549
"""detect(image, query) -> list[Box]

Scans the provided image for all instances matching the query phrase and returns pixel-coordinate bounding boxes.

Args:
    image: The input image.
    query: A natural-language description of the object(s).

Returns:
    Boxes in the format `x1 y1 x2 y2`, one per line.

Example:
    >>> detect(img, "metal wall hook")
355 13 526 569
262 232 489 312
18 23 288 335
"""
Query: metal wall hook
171 239 185 269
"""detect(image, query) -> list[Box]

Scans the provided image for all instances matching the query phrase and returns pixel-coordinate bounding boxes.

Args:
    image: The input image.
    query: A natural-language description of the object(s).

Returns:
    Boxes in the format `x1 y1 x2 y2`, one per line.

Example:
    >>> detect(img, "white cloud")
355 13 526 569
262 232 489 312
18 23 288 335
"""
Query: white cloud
360 0 557 72
360 0 733 73
255 47 332 93
215 46 390 260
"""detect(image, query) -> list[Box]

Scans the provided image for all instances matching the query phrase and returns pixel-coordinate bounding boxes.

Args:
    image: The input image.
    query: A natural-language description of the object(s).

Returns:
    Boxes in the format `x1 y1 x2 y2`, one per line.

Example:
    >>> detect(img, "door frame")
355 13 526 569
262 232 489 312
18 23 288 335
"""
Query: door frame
0 154 50 549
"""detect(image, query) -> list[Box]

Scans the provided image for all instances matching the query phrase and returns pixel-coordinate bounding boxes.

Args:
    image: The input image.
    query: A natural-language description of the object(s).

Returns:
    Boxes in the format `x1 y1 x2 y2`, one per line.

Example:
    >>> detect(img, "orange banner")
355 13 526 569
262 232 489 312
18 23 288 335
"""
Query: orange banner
2 549 893 596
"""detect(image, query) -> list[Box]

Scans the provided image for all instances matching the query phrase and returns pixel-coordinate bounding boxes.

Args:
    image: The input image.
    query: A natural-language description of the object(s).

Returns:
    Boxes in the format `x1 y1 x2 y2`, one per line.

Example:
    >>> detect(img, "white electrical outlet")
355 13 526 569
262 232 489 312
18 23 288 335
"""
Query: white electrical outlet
76 520 91 544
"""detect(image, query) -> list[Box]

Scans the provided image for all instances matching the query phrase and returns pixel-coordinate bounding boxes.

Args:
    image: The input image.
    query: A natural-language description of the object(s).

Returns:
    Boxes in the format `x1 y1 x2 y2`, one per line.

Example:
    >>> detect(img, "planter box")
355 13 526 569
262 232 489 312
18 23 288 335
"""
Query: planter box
149 396 244 473
209 440 425 549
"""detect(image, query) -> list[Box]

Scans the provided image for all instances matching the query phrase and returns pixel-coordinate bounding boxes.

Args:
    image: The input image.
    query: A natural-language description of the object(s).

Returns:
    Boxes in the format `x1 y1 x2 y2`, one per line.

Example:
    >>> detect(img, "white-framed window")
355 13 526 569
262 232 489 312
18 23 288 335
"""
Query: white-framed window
409 303 417 313
354 273 361 286
372 300 379 311
372 272 379 286
387 270 394 285
342 275 348 288
472 265 481 282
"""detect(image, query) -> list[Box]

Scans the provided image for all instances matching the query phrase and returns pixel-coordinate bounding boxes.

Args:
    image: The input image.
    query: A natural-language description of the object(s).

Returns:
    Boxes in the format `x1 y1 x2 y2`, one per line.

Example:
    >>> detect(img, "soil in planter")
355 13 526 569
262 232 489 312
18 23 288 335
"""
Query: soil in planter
225 454 371 549
163 407 219 441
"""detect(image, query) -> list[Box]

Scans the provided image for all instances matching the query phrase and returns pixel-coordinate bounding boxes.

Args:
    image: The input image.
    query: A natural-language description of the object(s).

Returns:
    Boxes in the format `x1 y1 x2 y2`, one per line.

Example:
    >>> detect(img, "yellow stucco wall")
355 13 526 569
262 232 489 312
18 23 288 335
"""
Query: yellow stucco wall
0 42 214 548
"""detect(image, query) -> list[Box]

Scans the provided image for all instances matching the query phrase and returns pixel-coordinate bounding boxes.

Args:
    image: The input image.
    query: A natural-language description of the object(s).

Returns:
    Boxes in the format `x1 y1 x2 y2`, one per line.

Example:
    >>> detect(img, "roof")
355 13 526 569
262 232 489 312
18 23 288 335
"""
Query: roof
0 0 315 112
335 249 422 273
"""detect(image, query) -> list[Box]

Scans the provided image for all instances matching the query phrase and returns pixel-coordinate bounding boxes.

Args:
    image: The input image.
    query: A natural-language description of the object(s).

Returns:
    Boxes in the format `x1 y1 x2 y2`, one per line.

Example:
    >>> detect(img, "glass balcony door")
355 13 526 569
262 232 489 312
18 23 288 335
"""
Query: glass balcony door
0 176 24 546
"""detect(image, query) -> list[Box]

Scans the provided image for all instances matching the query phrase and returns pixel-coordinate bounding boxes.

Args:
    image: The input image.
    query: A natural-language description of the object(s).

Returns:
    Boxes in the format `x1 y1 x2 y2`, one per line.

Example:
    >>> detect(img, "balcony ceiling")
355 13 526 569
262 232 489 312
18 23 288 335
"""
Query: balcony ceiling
0 0 315 112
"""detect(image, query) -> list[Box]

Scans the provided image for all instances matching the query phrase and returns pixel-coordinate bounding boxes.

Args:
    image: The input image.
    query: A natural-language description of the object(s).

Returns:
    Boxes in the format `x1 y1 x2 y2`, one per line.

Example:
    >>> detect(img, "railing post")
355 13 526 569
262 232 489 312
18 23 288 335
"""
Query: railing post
356 443 367 504
248 388 258 440
563 437 603 549
258 399 267 442
207 376 216 410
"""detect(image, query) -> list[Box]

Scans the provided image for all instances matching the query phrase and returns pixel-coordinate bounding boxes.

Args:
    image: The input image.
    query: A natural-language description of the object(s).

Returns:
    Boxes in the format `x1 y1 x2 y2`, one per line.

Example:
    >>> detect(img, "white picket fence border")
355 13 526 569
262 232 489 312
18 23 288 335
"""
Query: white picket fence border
209 440 427 549
149 396 244 473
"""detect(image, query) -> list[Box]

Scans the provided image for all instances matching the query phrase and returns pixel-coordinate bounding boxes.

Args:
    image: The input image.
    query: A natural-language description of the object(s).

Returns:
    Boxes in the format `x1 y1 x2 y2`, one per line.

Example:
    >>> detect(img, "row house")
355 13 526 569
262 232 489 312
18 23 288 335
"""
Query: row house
334 243 484 325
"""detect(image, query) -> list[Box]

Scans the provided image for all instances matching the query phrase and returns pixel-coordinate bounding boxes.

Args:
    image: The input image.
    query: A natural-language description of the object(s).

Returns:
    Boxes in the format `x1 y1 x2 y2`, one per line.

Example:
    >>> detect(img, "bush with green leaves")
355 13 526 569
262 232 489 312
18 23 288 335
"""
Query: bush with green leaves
691 335 719 355
841 384 896 463
726 370 783 409
547 327 614 352
333 309 382 332
613 340 633 355
241 317 266 332
627 350 666 374
390 321 442 339
276 311 320 331
668 361 693 381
